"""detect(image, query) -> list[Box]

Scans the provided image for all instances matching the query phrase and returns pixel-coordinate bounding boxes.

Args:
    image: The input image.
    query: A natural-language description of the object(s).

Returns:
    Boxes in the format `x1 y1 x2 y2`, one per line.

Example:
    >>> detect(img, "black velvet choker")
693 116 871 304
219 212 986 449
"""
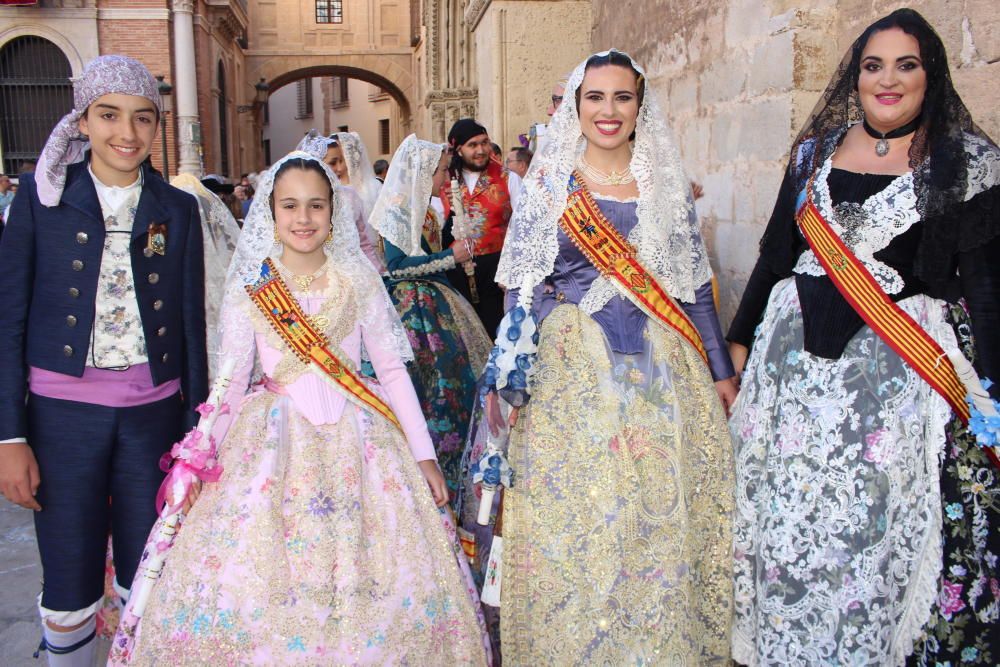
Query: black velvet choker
862 114 921 157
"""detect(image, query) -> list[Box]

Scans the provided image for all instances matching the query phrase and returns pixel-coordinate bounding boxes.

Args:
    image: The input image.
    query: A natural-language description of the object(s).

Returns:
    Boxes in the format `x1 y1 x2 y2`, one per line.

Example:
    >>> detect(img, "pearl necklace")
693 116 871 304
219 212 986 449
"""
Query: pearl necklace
577 154 635 186
275 257 327 291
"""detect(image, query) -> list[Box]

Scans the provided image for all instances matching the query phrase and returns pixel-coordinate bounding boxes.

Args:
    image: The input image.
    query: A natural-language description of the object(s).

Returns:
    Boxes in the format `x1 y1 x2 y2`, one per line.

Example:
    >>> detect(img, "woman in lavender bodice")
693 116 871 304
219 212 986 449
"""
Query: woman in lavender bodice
461 50 738 664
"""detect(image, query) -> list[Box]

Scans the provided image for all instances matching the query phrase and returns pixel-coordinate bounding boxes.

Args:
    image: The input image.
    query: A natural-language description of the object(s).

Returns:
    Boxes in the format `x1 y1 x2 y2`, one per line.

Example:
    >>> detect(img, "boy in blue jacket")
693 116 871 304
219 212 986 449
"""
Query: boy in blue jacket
0 55 207 666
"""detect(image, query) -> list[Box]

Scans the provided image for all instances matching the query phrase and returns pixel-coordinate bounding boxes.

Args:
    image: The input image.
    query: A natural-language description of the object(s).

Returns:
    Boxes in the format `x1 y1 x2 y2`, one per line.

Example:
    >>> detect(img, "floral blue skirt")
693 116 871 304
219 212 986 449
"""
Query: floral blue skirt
386 279 491 501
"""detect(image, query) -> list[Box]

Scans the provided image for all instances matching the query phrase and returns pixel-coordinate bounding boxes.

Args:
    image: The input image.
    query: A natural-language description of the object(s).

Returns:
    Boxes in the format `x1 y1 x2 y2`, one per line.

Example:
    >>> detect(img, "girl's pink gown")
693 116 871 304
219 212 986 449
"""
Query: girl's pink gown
126 265 489 665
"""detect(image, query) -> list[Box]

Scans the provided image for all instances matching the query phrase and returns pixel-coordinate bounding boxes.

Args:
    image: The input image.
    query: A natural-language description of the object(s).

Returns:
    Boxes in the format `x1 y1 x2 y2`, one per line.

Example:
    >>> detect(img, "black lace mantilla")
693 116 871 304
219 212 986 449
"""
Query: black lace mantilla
758 8 1000 288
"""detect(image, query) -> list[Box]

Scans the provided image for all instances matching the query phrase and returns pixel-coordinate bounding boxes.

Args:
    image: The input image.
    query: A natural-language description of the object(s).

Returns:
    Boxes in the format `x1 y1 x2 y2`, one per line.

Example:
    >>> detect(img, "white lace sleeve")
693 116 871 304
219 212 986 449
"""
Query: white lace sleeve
209 291 257 448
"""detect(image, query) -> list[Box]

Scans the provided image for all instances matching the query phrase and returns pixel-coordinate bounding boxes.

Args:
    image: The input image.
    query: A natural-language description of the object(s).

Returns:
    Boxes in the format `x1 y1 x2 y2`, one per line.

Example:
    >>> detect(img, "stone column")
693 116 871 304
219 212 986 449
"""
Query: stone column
172 0 203 175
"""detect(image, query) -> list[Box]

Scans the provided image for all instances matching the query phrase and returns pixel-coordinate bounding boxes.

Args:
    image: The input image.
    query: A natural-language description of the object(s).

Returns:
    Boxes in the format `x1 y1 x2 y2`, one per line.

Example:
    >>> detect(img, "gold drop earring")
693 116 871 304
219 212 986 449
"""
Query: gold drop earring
326 226 333 243
273 224 280 243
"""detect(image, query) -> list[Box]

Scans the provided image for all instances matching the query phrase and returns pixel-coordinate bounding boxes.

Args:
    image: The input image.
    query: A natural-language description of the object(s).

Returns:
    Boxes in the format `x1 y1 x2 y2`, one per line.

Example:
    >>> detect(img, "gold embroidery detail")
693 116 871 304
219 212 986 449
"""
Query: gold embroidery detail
500 305 734 664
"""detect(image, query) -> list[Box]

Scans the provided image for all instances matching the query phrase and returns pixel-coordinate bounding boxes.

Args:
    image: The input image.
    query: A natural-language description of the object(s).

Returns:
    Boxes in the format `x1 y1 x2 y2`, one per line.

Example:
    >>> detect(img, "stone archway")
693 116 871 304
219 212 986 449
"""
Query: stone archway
246 54 414 133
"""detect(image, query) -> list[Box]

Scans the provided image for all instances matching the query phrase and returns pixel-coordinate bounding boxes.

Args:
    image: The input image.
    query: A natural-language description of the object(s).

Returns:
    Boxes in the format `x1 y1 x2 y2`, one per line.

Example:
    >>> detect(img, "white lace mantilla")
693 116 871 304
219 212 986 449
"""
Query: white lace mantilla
369 134 446 258
170 173 241 376
794 156 917 295
495 49 712 309
218 151 412 381
334 131 382 219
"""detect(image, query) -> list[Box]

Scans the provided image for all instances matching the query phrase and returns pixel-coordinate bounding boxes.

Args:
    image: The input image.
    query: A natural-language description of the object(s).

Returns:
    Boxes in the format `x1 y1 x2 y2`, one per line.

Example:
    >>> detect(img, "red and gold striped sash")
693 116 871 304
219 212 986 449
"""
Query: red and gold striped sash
246 259 403 432
559 172 708 365
796 186 976 426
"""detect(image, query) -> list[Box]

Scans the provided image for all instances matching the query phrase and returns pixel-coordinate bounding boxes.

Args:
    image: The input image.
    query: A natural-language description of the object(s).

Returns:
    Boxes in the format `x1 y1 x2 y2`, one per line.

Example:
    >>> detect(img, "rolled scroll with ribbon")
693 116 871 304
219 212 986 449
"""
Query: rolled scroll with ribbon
108 358 236 664
471 449 513 526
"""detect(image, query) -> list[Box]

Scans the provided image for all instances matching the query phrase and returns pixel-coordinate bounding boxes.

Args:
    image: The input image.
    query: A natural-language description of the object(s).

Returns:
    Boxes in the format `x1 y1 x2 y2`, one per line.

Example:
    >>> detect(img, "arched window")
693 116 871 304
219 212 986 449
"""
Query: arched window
0 36 72 174
217 60 229 177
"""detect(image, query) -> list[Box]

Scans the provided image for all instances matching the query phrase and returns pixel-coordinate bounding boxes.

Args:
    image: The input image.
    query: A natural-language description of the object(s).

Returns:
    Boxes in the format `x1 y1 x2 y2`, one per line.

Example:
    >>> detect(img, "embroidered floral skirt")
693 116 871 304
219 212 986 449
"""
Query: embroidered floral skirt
125 389 490 665
387 279 492 501
497 304 734 664
731 278 999 666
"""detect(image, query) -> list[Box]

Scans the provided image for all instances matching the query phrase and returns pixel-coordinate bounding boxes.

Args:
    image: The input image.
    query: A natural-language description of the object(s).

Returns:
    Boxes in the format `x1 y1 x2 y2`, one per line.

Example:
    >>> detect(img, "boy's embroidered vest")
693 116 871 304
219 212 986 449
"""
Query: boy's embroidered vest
91 187 148 369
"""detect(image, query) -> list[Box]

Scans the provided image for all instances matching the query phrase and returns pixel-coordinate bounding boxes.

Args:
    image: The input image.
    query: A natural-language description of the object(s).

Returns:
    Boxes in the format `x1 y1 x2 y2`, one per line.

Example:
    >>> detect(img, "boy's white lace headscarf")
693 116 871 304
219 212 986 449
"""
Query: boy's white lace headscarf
333 131 382 219
35 55 162 207
368 134 445 257
495 49 711 307
217 151 412 378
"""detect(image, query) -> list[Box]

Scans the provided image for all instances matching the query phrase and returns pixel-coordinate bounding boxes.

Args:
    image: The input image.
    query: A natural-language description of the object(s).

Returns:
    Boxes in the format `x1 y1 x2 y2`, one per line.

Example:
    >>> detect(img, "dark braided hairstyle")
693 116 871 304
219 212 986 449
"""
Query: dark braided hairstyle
268 157 334 215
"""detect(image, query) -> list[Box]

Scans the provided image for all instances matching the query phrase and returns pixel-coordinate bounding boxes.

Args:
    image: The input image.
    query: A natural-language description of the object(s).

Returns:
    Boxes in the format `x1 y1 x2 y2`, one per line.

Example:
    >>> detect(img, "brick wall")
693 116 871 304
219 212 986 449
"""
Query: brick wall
97 4 177 178
592 0 999 326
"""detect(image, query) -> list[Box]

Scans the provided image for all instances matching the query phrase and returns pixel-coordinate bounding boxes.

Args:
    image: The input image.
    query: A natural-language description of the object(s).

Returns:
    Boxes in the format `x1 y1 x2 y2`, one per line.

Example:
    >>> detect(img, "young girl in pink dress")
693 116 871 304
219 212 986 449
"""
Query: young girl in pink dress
113 152 490 665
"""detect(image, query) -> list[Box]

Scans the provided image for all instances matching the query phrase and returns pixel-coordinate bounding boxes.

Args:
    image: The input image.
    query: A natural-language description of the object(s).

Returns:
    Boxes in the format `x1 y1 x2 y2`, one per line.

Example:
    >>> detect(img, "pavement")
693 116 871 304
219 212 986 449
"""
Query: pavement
0 499 110 667
0 498 43 666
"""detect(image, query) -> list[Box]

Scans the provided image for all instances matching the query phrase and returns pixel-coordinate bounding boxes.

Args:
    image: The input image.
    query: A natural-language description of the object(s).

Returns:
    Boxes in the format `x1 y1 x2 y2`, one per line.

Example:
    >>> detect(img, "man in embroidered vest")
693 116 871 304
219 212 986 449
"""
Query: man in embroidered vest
0 56 208 667
440 118 523 336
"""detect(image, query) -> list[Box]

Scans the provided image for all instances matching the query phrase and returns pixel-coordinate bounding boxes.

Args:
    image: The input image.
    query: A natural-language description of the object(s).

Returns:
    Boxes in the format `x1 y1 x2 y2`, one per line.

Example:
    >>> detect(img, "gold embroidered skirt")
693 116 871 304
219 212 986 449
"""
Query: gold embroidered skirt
500 304 734 665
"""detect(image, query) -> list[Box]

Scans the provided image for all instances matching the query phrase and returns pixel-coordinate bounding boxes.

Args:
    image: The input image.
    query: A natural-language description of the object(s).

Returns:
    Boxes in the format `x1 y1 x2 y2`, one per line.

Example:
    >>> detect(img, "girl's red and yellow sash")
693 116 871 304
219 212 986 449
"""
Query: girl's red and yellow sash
559 172 708 365
245 258 403 432
796 184 1000 469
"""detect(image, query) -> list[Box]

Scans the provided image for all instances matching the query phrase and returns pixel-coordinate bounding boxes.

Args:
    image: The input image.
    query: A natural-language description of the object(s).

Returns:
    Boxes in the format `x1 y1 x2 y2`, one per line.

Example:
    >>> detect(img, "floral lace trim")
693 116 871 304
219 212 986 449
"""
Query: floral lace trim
793 154 918 295
964 133 1000 202
485 305 539 397
389 254 456 279
368 137 445 258
731 281 954 666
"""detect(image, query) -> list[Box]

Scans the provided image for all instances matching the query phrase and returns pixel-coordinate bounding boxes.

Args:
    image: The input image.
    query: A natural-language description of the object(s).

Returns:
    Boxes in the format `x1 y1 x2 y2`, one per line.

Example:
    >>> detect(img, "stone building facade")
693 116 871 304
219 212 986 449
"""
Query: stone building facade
0 0 248 178
592 0 999 324
242 0 412 160
414 0 591 147
262 75 400 161
414 0 478 140
466 0 591 149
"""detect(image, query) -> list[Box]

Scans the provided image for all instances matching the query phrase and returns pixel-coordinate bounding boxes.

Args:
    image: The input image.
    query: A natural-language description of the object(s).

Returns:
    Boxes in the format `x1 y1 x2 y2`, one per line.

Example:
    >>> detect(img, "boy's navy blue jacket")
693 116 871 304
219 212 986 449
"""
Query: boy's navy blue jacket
0 160 209 440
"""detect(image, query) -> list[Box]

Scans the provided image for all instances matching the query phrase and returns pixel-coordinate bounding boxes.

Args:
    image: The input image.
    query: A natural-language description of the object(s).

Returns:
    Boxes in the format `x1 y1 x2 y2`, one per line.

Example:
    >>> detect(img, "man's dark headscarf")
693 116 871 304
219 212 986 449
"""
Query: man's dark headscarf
448 118 489 174
448 118 488 148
